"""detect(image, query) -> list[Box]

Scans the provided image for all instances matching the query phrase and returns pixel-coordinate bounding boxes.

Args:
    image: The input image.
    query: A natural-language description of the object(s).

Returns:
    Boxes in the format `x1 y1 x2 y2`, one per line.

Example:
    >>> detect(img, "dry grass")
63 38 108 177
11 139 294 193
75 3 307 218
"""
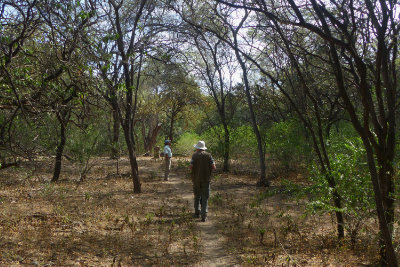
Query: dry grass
209 172 382 266
0 157 200 266
0 156 391 266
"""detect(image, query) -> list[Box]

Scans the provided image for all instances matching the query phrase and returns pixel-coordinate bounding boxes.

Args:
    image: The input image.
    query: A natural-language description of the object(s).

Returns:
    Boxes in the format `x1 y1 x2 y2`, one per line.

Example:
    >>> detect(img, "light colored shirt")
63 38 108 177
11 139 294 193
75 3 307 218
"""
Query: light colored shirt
164 145 172 158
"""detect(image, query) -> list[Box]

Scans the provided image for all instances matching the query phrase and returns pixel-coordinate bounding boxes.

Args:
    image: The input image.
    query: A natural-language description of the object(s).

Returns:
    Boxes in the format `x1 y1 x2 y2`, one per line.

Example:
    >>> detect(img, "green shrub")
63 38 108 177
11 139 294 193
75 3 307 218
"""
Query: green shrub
264 119 311 171
66 124 101 163
199 125 230 158
173 132 201 156
0 112 59 159
307 132 375 237
229 125 258 158
195 125 258 159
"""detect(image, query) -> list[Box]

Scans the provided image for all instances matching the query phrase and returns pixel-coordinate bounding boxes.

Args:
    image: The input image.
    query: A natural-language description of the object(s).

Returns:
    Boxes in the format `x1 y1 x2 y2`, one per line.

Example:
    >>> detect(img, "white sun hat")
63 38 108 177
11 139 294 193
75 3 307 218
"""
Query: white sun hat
194 140 207 150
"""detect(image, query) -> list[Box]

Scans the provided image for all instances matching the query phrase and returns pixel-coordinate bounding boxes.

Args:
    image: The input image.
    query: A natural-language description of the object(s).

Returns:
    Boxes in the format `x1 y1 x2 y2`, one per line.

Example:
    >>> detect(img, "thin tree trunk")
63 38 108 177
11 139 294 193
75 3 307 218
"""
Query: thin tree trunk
127 141 140 193
111 105 120 159
122 123 141 193
52 113 67 182
141 121 149 152
120 64 141 193
232 25 268 186
377 147 396 264
323 28 397 263
326 173 344 238
238 58 267 185
124 96 141 193
108 0 147 193
363 143 398 266
222 122 229 172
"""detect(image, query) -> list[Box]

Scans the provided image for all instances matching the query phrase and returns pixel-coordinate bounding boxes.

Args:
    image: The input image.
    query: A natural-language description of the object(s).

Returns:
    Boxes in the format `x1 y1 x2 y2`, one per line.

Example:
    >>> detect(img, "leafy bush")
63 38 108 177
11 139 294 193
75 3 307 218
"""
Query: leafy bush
66 125 100 162
264 119 311 171
307 132 375 239
198 125 230 158
0 112 59 160
173 132 201 156
65 124 103 179
229 125 258 158
196 125 258 159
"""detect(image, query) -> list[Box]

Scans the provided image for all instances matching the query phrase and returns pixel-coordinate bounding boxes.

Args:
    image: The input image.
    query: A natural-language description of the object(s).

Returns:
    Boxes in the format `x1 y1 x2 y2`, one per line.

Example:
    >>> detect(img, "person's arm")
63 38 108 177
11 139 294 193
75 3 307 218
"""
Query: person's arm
189 155 194 170
211 163 216 170
210 155 216 170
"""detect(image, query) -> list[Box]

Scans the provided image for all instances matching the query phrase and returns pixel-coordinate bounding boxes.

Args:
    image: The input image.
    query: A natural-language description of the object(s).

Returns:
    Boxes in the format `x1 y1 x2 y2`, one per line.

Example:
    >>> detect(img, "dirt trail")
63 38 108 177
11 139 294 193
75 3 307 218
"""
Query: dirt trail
167 173 239 267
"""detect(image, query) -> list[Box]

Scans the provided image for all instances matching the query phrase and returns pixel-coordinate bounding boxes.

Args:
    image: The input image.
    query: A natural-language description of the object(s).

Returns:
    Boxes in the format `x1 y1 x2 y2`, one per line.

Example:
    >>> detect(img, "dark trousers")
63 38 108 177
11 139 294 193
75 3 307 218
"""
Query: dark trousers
194 183 210 219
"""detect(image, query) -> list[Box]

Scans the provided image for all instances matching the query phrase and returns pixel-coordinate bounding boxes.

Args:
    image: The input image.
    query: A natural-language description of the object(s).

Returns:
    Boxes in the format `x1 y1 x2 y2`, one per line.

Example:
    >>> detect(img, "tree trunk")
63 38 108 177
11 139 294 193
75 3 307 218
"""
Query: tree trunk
108 0 147 193
122 123 141 193
111 105 120 159
141 121 149 152
52 114 67 182
124 99 141 193
148 122 162 153
377 147 396 265
239 61 267 186
324 31 397 264
326 173 345 238
194 32 231 172
119 65 141 193
222 122 230 172
232 29 268 186
363 143 398 266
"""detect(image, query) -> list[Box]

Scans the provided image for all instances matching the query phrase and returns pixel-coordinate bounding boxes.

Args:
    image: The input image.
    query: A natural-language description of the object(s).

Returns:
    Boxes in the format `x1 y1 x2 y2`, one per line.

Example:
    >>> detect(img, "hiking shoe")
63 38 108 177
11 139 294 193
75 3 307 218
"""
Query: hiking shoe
201 217 207 222
193 213 200 219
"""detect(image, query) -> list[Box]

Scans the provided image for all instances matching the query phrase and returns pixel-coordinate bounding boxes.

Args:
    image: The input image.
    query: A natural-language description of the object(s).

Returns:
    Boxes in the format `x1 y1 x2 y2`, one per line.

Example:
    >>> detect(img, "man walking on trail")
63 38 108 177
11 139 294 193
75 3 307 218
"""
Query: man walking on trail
164 140 172 181
190 141 216 222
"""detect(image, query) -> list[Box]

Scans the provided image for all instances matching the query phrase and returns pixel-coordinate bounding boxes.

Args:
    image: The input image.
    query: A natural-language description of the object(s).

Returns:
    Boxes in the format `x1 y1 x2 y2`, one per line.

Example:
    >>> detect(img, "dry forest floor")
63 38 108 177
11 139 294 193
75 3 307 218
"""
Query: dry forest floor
0 156 391 266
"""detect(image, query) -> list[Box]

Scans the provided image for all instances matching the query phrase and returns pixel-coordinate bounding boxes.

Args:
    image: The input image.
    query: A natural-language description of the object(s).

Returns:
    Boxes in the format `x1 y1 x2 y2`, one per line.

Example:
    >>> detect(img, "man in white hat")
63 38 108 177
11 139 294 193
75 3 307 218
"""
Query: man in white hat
189 141 216 222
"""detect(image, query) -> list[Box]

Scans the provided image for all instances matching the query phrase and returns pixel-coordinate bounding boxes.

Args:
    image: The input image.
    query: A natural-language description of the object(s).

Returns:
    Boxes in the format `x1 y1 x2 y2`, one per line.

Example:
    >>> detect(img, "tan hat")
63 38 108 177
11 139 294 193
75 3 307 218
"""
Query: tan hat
194 141 207 150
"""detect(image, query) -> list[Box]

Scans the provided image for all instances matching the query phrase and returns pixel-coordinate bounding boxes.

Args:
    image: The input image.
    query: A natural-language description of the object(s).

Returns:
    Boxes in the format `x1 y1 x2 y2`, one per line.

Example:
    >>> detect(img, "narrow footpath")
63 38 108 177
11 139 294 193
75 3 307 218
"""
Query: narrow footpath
166 173 239 267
